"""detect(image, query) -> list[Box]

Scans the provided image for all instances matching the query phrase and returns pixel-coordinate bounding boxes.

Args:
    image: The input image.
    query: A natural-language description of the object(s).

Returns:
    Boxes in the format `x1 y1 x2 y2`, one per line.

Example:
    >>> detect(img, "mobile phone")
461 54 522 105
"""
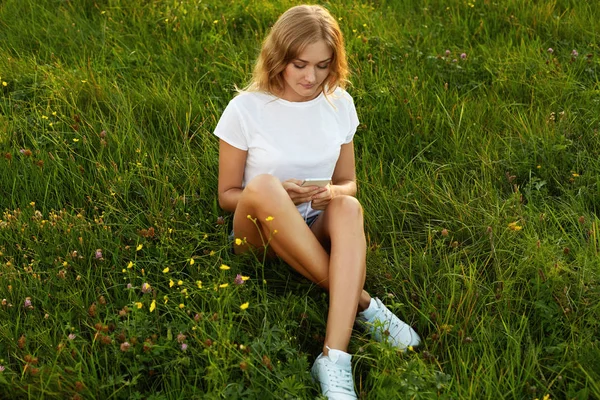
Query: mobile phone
301 178 331 187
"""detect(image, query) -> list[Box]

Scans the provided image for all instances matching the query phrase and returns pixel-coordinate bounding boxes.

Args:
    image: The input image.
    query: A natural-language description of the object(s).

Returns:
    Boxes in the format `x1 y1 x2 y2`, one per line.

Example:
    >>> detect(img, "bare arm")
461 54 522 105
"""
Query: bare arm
330 141 357 196
217 139 247 212
311 141 357 209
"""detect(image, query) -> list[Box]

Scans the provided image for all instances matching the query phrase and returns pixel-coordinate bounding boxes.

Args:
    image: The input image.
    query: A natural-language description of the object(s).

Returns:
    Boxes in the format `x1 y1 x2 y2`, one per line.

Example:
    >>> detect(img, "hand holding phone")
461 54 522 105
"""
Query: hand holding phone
300 178 331 188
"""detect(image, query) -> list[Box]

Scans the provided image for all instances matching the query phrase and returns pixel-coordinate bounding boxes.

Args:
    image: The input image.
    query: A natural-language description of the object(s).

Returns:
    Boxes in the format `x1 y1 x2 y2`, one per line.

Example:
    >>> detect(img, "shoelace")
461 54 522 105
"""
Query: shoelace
325 364 354 392
380 308 402 330
371 306 408 341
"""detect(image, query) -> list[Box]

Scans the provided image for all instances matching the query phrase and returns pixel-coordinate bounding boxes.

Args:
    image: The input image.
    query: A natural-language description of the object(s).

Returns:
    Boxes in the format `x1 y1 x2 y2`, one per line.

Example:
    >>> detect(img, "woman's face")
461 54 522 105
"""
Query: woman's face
281 40 332 102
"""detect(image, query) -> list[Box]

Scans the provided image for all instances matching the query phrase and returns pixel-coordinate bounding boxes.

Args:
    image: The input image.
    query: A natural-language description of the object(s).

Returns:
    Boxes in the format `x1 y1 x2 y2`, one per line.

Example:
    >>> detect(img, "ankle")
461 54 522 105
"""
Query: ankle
357 291 372 312
322 345 348 357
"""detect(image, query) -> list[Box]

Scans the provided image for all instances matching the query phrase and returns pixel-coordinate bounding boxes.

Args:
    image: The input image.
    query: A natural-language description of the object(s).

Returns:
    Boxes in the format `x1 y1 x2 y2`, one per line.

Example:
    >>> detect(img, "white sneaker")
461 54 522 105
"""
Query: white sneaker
356 297 421 351
311 347 357 399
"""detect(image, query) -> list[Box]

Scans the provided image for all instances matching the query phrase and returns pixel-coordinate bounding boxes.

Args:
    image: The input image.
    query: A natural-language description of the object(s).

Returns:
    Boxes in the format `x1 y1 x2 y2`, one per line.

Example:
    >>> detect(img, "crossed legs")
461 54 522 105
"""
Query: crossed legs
233 174 372 354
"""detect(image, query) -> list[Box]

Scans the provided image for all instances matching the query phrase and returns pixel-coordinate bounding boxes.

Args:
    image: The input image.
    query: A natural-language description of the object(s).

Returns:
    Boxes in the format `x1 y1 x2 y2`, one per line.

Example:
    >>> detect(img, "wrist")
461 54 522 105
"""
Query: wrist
329 184 338 199
329 181 356 198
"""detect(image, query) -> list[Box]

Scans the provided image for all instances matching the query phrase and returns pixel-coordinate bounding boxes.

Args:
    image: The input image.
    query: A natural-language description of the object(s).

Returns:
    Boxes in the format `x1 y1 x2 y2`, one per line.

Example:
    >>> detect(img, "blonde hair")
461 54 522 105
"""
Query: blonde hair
242 4 348 96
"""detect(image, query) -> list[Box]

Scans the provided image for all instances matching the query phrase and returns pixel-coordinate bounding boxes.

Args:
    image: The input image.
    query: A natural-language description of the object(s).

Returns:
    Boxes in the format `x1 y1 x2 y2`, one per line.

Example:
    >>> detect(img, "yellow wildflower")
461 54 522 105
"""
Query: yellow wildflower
240 302 249 310
241 276 250 281
177 280 183 286
508 222 523 231
135 302 143 309
169 279 175 288
189 258 195 265
127 261 133 269
136 244 143 251
73 138 79 142
265 216 274 222
235 238 242 246
2 82 7 87
209 250 215 256
220 264 230 270
163 295 168 304
219 283 229 288
162 267 169 273
149 300 156 312
179 303 185 309
196 280 202 288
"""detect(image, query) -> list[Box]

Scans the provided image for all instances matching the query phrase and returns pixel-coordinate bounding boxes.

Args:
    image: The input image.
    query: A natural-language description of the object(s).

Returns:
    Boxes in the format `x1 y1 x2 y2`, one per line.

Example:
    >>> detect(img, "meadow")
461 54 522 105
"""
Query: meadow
0 0 599 398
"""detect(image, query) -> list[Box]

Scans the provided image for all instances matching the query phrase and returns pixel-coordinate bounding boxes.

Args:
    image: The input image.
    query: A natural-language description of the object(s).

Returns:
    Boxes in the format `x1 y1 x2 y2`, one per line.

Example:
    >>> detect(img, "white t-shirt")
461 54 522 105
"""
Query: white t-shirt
213 86 360 219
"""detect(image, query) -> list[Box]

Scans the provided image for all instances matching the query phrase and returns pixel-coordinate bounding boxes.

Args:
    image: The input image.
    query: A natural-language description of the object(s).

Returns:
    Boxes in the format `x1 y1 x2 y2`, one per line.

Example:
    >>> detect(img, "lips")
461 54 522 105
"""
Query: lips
300 84 315 90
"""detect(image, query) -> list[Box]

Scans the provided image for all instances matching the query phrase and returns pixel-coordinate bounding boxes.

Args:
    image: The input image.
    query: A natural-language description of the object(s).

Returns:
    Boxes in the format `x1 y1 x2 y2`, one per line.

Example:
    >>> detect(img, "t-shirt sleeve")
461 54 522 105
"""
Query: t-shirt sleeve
213 100 248 151
344 94 360 144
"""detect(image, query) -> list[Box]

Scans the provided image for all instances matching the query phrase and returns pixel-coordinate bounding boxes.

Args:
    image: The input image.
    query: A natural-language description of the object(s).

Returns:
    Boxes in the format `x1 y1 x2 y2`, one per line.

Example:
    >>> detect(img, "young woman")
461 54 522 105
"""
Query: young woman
213 5 420 399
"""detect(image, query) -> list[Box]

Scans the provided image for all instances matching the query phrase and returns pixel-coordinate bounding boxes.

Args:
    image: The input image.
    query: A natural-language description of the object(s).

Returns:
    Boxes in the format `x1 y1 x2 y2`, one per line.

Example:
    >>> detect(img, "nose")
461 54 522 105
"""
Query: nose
305 68 316 83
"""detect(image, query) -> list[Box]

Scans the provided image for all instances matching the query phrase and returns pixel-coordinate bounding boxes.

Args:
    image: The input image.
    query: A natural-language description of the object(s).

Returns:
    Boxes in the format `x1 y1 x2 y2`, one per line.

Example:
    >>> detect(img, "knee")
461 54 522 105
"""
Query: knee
329 195 363 220
243 174 286 200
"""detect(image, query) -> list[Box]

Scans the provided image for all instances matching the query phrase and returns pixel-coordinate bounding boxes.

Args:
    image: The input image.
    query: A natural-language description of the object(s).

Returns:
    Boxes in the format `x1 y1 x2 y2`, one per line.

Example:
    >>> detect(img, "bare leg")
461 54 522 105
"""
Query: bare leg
232 175 371 353
309 195 370 354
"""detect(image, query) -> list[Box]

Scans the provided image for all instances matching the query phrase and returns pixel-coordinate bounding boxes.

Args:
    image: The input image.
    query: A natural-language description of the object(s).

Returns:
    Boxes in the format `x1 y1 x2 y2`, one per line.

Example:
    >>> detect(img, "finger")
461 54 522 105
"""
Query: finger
311 189 330 200
311 201 326 210
311 196 328 207
283 178 304 186
288 193 314 205
290 187 323 197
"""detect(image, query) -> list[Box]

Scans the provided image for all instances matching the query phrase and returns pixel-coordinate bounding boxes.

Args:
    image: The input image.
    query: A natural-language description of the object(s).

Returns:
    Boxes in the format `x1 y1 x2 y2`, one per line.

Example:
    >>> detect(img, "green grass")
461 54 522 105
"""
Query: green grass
0 0 599 398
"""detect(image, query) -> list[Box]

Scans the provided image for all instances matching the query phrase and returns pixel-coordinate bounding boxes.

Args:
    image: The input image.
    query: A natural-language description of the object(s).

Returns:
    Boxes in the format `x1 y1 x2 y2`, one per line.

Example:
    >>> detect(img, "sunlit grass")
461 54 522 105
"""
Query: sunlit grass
0 0 599 398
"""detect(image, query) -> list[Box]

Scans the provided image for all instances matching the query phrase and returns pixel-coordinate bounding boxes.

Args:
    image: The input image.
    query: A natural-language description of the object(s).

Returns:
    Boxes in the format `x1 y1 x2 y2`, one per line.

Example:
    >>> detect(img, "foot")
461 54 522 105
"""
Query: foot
356 297 421 351
311 347 357 399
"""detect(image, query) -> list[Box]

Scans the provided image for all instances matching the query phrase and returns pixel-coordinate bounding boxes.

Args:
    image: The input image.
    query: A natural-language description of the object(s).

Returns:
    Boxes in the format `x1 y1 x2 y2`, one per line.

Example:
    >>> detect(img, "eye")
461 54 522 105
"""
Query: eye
317 64 330 70
293 64 306 69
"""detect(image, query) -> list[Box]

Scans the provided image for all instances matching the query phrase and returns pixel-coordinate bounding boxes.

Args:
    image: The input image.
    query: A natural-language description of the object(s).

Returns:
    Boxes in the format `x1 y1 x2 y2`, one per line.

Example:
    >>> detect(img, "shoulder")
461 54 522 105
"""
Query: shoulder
325 87 356 113
227 90 276 111
333 86 353 100
328 87 355 106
